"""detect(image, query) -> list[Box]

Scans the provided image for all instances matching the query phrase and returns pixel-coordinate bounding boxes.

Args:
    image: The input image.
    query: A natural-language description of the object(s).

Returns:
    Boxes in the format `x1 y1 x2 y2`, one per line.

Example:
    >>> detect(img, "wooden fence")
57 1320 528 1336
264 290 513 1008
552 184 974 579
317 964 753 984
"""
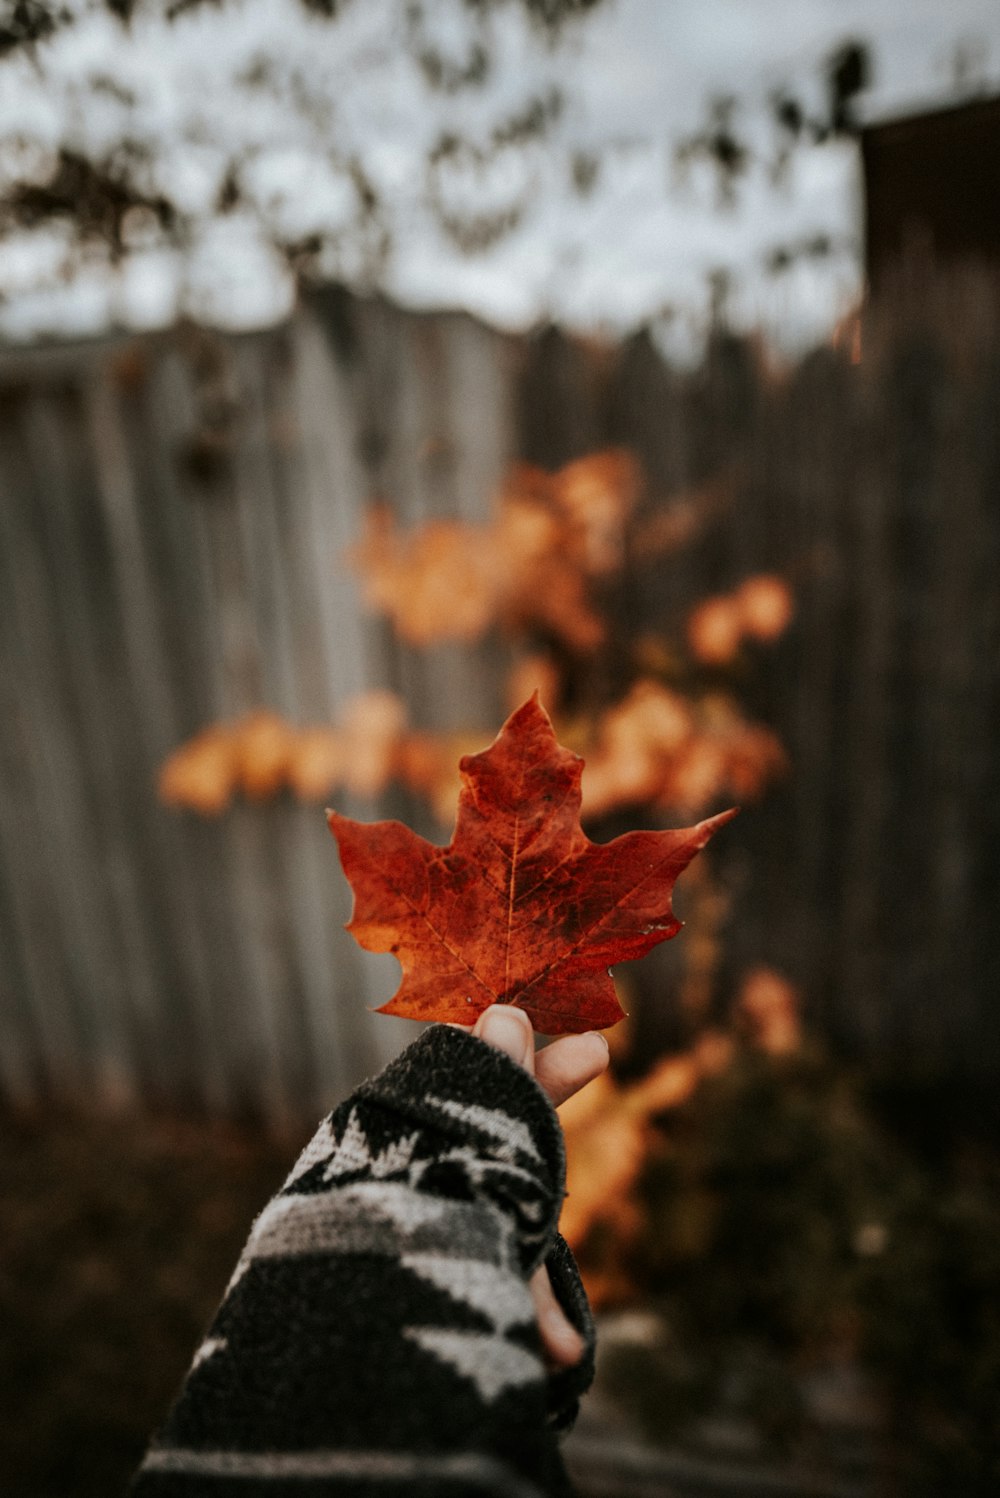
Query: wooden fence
1 276 998 1123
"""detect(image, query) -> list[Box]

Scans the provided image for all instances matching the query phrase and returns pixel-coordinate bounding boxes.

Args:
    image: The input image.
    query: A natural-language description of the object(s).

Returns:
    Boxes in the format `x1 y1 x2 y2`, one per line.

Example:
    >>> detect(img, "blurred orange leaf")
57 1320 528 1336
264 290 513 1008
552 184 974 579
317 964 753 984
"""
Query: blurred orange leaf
233 711 297 801
286 727 344 802
157 691 408 815
687 595 744 666
736 573 795 642
339 690 408 800
351 506 497 647
158 726 239 817
580 679 786 819
687 572 795 664
349 450 639 655
559 1029 736 1290
737 966 802 1056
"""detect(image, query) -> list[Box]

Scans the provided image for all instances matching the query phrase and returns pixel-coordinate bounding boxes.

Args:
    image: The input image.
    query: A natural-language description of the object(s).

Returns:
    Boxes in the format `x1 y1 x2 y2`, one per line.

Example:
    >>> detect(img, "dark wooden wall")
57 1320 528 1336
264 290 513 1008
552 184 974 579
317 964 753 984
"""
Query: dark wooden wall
862 94 1000 291
1 278 998 1122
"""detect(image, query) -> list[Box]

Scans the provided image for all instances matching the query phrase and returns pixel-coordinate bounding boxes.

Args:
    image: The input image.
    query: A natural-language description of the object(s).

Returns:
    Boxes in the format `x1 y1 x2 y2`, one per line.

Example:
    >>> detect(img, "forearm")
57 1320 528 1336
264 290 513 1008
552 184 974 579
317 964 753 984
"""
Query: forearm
133 1026 593 1497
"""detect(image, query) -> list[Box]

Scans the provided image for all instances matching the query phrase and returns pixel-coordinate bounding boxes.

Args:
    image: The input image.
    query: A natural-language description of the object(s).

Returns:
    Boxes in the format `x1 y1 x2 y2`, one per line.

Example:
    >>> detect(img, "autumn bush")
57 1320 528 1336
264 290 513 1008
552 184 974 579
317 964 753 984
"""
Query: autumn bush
159 450 791 828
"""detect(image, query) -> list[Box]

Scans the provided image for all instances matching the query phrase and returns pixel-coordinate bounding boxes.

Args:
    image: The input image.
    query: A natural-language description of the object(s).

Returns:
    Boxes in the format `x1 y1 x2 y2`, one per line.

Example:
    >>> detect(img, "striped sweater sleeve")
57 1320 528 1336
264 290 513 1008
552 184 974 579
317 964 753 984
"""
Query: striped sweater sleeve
133 1024 595 1498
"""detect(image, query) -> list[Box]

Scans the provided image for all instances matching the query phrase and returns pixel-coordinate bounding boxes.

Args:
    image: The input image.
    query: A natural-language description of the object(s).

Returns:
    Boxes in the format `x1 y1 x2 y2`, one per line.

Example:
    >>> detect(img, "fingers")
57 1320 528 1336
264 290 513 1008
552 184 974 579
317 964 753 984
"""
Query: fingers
472 1004 609 1105
472 1005 535 1074
471 1006 594 1371
535 1030 609 1108
531 1265 585 1369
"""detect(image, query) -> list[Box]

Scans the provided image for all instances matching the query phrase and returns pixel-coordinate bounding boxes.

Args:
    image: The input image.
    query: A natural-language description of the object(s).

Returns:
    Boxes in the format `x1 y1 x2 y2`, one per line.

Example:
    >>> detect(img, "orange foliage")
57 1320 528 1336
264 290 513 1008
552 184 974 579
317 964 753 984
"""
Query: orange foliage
350 449 639 654
157 692 408 815
286 727 344 802
550 449 640 573
559 1027 733 1292
736 574 796 643
158 726 239 817
580 679 787 819
558 1071 647 1251
352 506 497 646
737 966 802 1056
339 690 408 800
161 455 791 831
687 573 795 664
581 680 691 814
232 711 298 801
560 974 801 1307
159 684 785 826
686 595 745 666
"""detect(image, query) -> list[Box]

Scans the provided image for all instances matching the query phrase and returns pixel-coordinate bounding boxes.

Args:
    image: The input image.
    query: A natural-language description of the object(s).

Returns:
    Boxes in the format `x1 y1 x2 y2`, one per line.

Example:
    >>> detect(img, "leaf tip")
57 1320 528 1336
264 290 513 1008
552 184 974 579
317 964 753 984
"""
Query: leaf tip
700 805 740 838
526 685 553 716
510 690 554 731
326 806 354 840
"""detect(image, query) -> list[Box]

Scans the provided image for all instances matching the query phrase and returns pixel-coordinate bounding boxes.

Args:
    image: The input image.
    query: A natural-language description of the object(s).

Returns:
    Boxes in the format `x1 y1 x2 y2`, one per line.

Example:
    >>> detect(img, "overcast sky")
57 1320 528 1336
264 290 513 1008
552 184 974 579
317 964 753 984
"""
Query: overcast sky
1 0 999 353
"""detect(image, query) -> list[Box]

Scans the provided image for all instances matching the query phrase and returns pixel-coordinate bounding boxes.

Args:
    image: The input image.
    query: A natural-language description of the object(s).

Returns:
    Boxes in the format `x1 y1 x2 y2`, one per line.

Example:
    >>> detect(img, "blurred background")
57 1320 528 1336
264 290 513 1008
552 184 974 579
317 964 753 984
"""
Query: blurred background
2 2 1000 1494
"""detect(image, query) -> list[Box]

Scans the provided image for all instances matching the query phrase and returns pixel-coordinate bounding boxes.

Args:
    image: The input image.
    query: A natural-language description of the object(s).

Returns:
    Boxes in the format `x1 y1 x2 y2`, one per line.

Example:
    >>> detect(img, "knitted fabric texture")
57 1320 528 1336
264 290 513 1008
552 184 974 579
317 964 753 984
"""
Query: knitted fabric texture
133 1025 595 1497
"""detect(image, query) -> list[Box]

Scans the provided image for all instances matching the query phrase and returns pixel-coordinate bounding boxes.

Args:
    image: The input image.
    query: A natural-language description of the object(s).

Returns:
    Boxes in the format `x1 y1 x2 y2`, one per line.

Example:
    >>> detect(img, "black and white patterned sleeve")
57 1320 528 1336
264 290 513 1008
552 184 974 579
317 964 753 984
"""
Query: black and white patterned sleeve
133 1024 595 1498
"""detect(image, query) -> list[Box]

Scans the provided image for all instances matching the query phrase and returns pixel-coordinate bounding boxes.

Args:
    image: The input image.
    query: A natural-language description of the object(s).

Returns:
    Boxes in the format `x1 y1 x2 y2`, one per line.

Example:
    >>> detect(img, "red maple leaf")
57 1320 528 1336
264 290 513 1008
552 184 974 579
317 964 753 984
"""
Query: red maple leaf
328 695 737 1034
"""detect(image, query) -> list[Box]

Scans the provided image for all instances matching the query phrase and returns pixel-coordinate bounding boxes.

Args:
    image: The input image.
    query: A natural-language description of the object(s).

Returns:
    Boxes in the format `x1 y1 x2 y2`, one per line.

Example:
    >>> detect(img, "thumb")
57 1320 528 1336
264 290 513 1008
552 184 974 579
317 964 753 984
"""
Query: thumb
472 1004 535 1074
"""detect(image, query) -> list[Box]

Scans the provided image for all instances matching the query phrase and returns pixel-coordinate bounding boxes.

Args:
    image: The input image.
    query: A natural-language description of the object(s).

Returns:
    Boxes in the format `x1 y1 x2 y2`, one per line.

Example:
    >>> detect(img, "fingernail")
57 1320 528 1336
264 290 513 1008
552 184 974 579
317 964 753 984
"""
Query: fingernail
587 1031 610 1051
474 1005 532 1065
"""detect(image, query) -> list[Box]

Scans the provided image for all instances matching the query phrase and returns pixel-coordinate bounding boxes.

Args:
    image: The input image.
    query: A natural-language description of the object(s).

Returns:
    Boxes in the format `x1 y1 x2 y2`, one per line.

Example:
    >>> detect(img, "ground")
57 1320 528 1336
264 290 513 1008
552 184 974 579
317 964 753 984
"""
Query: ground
0 1106 294 1498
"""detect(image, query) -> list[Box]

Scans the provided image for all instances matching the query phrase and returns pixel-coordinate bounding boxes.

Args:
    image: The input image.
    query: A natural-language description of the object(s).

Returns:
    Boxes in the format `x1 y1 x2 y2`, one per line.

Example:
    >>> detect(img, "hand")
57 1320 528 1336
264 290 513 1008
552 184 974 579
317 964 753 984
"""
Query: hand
471 1004 609 1370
